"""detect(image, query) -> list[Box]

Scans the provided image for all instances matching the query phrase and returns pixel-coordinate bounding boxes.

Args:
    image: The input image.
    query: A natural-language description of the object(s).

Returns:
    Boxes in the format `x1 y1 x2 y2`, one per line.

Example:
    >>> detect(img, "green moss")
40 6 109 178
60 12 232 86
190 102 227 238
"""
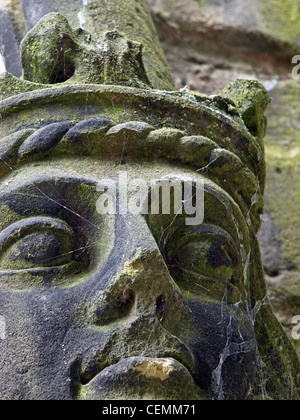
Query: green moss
0 73 46 102
259 0 300 44
255 303 300 399
0 271 45 289
263 80 300 267
20 1 175 90
0 67 297 397
0 205 22 231
220 79 270 141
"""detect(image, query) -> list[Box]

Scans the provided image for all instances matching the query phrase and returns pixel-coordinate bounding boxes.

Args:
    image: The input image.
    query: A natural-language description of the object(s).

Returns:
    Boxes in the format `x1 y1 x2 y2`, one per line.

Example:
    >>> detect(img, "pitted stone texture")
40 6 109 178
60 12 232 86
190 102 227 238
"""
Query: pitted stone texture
64 119 113 144
18 122 73 158
0 129 35 162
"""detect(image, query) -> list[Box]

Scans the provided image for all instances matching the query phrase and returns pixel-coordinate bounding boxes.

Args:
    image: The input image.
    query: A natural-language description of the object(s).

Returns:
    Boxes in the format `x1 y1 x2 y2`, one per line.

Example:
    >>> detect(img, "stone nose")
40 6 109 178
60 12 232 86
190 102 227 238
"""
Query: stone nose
88 248 184 328
87 215 184 329
80 219 198 385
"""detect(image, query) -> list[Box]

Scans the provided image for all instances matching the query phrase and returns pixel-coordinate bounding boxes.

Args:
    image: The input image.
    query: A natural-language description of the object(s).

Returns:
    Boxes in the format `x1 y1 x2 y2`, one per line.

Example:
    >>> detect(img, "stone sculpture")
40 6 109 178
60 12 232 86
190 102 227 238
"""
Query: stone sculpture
0 0 298 400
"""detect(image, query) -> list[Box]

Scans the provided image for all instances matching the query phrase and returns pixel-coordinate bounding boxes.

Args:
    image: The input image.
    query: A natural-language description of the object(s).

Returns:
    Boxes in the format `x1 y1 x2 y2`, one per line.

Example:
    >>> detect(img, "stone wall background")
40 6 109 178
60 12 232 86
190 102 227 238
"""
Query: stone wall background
0 0 299 355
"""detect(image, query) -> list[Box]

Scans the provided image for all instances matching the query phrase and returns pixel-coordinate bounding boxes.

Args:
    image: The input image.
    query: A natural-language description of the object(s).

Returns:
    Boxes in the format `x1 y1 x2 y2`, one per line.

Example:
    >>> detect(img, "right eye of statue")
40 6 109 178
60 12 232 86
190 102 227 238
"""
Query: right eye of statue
0 217 77 270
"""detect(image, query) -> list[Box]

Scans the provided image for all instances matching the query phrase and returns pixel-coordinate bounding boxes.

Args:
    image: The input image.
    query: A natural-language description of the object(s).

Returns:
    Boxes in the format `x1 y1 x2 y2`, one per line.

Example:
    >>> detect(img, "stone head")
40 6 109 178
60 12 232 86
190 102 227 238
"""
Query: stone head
0 13 298 400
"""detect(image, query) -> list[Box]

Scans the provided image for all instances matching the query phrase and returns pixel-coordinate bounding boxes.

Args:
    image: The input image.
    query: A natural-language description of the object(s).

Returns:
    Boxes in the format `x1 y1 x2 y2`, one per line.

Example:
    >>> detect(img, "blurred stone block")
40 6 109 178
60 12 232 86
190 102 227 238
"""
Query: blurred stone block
0 10 22 77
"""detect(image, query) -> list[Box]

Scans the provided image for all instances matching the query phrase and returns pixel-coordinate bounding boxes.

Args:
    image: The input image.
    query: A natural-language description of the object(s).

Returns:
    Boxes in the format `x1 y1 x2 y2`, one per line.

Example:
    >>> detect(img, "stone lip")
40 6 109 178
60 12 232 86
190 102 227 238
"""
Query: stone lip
78 356 204 400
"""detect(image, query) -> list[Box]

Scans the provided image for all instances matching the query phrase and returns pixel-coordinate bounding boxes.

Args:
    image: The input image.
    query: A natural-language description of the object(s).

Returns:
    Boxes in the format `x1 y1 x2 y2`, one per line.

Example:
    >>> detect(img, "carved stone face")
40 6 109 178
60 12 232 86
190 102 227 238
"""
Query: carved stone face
0 80 267 400
0 15 298 398
0 158 258 400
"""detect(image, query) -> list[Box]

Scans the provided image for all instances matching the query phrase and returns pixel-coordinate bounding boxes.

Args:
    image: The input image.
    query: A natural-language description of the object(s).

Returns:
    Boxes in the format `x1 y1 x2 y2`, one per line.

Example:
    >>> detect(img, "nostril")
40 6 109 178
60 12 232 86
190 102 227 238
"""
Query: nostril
93 289 136 326
116 289 135 313
156 295 166 322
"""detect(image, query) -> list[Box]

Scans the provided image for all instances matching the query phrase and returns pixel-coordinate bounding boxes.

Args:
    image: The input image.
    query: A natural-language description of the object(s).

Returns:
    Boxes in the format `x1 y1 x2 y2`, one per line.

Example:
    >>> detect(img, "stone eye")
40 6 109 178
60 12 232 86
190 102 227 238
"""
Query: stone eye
167 237 236 282
0 217 75 270
162 227 244 302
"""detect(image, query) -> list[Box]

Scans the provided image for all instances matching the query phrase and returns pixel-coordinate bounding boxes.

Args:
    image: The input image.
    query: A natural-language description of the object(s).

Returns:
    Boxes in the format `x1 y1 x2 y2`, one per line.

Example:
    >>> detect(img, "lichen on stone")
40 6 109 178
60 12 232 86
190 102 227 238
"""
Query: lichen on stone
20 13 152 88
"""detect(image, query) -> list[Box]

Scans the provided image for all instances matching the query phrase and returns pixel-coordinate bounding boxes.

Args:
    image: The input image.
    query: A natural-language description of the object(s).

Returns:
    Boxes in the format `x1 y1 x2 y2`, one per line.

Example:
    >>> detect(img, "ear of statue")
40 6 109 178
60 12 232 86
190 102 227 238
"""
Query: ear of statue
220 79 270 141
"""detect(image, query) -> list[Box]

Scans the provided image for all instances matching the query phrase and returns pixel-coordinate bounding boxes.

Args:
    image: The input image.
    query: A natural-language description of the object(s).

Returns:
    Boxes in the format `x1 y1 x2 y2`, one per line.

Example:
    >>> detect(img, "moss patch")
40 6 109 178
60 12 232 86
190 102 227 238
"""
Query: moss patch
259 0 300 44
263 80 300 267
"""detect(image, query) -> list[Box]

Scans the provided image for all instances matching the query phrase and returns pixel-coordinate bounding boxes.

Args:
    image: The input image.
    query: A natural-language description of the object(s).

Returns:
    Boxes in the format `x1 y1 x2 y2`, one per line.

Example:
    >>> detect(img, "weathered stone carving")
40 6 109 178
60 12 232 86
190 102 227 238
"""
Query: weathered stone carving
0 6 298 400
20 13 151 88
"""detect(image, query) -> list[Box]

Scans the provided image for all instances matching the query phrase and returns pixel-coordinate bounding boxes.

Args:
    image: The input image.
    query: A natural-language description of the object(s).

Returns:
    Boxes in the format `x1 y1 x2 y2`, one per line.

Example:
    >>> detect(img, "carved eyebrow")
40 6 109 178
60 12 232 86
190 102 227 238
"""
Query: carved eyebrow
188 224 240 256
0 174 101 233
